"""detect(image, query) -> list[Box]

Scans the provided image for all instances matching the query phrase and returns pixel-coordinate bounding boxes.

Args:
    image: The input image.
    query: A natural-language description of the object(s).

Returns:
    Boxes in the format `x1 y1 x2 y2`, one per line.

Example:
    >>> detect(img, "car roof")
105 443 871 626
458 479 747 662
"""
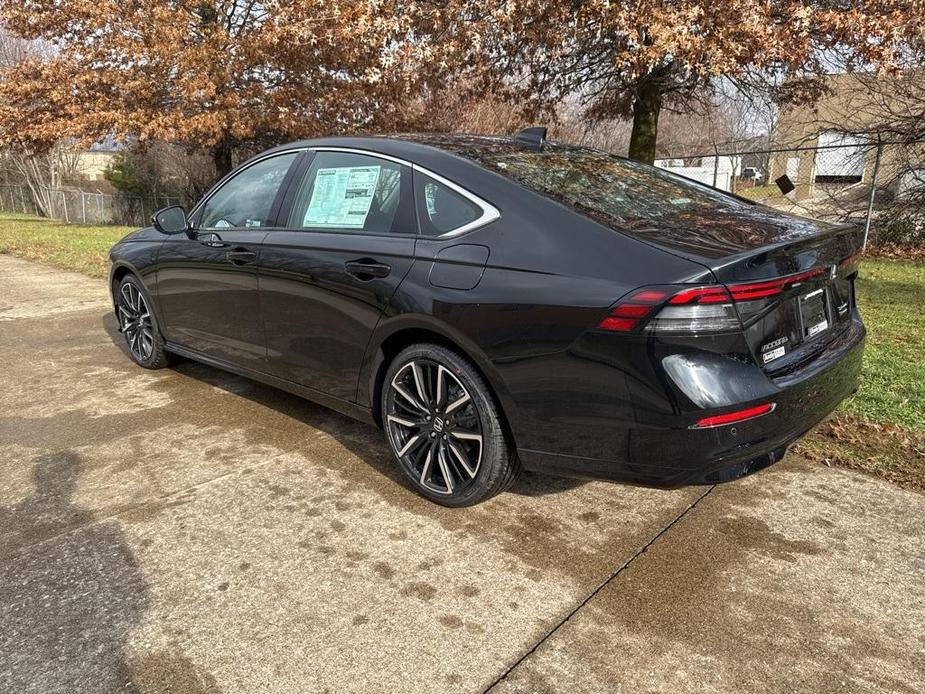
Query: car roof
261 133 587 171
257 133 603 202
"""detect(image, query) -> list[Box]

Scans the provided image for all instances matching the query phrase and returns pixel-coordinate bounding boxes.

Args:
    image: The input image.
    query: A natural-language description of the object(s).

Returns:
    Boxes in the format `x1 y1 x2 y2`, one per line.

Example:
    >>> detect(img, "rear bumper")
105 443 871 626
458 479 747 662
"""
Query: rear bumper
518 317 865 487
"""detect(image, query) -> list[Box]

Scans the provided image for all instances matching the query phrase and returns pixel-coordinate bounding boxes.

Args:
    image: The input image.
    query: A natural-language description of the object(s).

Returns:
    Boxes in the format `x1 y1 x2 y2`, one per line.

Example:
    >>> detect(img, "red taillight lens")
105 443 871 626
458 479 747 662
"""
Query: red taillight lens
726 267 827 302
598 316 638 332
597 289 667 332
668 286 732 305
612 304 653 317
693 403 775 428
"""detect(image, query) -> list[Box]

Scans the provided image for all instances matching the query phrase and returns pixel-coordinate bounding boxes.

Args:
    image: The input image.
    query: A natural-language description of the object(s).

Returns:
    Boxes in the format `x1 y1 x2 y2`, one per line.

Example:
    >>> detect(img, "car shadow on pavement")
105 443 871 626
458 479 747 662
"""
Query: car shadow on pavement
101 313 584 500
0 451 221 693
172 357 587 500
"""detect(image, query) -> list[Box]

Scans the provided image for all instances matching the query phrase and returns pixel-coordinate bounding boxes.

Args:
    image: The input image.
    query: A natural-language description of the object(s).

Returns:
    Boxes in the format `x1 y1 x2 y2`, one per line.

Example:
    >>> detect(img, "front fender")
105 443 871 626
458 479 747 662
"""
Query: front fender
108 232 165 316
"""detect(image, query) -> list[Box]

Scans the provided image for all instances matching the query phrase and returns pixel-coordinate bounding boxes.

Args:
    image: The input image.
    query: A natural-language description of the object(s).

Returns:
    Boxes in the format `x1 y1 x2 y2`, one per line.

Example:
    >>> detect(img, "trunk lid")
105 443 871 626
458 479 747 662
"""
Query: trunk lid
622 205 865 371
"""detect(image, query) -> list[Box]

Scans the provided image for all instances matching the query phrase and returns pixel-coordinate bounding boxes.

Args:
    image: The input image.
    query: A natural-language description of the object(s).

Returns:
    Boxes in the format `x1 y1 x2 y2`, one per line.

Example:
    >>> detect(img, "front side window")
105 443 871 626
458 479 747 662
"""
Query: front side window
287 152 412 234
199 152 298 230
415 174 483 236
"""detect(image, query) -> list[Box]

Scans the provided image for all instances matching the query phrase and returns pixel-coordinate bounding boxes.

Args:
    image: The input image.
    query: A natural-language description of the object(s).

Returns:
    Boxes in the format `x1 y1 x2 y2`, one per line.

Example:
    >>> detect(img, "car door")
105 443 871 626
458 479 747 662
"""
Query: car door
259 149 417 401
156 150 300 370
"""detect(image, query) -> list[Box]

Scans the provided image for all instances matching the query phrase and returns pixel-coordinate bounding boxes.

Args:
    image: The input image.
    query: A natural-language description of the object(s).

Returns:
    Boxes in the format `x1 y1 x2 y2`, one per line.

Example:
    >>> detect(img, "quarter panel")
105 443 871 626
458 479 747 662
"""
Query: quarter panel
366 247 647 457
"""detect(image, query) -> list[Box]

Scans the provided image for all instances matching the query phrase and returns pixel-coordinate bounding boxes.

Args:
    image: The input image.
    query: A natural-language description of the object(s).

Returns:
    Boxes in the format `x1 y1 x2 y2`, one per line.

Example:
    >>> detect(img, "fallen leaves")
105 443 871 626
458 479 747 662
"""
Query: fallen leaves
797 412 925 492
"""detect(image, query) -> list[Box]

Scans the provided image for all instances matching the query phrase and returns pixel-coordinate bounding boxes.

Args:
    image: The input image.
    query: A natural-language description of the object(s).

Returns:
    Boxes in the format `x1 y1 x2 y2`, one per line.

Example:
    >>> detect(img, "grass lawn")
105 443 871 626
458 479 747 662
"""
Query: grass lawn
797 258 925 489
1 212 922 488
0 212 132 278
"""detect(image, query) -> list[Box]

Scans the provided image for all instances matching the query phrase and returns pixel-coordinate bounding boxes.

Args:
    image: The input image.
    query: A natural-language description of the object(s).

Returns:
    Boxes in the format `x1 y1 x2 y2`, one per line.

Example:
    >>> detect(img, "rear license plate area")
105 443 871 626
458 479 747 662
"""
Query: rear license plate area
799 287 829 339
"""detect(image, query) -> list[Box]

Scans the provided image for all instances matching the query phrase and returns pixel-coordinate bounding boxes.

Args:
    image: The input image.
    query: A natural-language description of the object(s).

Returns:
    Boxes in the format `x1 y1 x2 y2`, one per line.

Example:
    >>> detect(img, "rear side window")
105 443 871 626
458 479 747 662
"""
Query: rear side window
287 151 413 234
415 174 482 236
472 149 749 227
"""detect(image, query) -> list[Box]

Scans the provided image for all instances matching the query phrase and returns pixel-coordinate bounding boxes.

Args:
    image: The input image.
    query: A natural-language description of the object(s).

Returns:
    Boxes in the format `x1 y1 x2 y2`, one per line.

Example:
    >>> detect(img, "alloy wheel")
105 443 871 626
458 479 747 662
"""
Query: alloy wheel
118 281 154 362
385 359 483 495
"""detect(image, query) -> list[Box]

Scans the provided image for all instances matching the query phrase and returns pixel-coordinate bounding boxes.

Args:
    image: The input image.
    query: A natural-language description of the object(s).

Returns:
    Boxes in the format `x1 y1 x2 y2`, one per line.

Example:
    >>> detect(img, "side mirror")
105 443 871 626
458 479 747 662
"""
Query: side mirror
152 205 189 235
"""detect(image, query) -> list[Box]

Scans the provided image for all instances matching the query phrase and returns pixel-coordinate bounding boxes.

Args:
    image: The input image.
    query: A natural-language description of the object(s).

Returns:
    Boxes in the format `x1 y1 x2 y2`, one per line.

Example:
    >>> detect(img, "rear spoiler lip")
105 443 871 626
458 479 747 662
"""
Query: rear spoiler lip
699 223 865 284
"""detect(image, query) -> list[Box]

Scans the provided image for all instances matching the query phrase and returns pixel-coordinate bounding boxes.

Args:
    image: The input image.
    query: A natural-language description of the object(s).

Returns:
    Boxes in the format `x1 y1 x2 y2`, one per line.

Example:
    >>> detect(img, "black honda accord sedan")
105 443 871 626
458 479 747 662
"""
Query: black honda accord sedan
109 129 865 506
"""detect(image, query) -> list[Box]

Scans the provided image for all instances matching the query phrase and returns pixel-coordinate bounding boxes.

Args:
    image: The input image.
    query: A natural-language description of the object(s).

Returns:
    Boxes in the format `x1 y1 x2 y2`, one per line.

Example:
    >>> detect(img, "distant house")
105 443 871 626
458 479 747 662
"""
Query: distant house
76 135 123 181
654 155 741 192
769 72 925 204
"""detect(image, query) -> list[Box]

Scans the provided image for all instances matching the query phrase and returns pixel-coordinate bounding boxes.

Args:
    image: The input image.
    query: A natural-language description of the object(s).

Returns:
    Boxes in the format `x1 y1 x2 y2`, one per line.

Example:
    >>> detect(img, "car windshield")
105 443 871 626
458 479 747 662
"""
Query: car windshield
472 148 750 226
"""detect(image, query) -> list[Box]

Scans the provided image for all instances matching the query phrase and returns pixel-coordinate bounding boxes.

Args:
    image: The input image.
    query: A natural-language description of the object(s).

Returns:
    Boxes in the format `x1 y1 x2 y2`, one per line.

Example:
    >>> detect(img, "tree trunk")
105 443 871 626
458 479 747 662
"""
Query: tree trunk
627 74 664 164
212 136 233 180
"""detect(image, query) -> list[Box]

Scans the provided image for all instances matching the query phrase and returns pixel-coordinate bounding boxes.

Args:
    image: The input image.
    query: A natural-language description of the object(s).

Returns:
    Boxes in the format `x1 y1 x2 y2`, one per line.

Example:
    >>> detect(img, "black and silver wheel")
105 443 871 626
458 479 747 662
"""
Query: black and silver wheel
382 343 520 506
116 274 172 369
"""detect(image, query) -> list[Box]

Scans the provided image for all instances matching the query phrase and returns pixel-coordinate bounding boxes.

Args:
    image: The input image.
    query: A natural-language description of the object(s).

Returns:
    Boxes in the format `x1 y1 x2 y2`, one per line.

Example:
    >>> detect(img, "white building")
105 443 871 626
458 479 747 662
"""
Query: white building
654 155 742 192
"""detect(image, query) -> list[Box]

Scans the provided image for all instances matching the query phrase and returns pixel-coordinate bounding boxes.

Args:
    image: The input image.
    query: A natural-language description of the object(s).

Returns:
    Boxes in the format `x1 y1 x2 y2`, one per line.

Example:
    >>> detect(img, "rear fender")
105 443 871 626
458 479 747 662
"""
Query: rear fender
358 313 518 435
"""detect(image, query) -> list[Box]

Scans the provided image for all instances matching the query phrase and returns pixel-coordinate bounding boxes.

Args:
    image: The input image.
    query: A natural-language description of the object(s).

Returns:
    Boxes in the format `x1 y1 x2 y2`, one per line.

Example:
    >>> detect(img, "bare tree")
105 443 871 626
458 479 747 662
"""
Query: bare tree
0 148 80 216
0 28 79 215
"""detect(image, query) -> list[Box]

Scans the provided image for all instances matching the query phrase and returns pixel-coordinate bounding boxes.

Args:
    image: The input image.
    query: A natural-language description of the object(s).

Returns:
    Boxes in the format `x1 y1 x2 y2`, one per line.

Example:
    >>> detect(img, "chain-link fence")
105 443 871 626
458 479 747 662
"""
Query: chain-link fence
656 137 925 248
0 183 180 227
3 138 924 243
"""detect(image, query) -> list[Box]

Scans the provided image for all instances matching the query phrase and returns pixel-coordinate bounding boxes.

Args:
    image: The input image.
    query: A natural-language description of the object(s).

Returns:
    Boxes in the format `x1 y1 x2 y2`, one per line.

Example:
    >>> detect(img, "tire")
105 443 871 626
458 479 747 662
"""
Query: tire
115 274 173 370
381 343 520 506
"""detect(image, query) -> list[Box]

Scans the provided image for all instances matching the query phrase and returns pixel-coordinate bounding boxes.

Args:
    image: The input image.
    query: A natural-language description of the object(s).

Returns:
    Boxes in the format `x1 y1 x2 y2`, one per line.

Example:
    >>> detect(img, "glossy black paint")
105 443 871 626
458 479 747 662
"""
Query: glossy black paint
110 135 866 488
156 229 267 368
259 230 416 399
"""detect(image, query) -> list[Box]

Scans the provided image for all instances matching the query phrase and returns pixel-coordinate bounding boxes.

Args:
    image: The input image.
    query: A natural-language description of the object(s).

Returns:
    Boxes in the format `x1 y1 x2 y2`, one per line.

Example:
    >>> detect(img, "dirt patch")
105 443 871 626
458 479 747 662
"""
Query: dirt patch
797 413 925 492
400 582 438 601
128 647 221 694
866 242 925 262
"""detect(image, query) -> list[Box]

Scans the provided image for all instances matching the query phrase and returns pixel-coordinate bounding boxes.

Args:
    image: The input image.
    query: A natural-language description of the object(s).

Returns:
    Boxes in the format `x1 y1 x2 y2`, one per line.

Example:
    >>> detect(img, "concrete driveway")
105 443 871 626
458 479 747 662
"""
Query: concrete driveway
1 254 922 694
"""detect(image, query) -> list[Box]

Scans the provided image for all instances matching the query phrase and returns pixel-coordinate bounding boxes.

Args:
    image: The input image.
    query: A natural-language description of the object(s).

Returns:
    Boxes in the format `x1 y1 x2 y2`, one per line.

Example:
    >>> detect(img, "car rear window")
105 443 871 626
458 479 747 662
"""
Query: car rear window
472 149 750 226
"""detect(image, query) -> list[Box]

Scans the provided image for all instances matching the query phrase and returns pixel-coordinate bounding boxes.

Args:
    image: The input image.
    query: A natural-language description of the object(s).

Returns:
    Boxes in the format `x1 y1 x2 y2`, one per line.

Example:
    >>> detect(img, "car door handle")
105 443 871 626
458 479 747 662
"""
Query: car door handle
345 259 391 279
226 248 257 265
198 232 227 248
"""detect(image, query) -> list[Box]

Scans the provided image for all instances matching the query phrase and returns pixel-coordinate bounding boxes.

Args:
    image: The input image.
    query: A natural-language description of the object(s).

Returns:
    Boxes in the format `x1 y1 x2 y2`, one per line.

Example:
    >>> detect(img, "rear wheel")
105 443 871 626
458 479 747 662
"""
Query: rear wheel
116 274 172 369
382 343 519 506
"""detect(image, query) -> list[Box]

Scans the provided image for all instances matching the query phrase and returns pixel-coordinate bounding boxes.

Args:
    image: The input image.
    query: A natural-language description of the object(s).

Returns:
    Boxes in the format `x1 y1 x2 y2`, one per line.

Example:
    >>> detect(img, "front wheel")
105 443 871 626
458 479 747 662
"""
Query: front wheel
381 343 520 506
116 274 172 370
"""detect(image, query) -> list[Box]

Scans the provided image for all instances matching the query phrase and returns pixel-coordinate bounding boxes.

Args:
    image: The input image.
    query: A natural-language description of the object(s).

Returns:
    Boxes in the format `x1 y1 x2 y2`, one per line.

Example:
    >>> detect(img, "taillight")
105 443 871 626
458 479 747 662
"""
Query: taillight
650 285 740 333
598 285 741 334
596 289 668 332
726 267 827 302
598 267 831 336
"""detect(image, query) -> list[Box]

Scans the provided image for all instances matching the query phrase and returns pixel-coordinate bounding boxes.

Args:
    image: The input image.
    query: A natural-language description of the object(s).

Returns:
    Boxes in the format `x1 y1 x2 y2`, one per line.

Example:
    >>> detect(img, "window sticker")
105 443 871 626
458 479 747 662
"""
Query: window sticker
304 166 381 228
